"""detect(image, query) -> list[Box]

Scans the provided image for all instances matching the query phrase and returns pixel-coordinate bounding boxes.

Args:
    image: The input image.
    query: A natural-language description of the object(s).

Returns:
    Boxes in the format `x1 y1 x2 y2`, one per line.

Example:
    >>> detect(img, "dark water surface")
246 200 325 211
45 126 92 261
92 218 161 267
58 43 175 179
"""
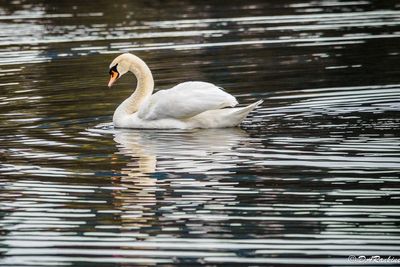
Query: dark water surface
1 0 400 266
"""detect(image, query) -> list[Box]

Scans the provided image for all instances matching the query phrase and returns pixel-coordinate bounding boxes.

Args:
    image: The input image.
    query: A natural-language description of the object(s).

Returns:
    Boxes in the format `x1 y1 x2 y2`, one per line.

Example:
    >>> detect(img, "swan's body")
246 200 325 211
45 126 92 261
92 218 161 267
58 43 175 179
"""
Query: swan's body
108 53 262 129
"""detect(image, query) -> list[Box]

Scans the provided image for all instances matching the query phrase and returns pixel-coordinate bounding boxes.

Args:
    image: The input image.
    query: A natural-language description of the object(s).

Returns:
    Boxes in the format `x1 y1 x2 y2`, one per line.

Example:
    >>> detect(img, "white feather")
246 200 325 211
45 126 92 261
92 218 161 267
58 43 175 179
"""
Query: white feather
137 81 238 120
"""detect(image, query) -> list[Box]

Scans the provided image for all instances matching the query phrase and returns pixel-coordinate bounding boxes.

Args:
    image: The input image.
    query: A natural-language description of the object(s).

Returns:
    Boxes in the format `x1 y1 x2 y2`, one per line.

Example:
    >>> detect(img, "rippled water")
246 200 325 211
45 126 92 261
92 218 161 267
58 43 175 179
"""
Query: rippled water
1 0 400 266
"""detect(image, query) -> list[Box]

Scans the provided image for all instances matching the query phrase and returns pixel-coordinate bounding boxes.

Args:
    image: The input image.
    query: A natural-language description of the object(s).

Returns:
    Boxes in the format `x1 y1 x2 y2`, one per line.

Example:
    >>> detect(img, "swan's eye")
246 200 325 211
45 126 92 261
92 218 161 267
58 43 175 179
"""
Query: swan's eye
107 63 121 87
109 64 119 77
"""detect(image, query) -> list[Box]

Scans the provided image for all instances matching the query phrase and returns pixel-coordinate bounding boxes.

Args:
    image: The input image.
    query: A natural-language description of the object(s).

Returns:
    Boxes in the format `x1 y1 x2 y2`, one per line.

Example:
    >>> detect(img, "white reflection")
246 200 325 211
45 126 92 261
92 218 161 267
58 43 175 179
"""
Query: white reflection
113 128 249 174
110 128 250 229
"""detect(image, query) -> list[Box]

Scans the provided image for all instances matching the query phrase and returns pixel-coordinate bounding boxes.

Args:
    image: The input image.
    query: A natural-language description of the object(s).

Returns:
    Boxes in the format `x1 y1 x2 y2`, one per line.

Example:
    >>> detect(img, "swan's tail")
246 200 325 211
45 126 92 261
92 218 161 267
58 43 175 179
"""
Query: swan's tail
229 99 263 126
189 100 263 128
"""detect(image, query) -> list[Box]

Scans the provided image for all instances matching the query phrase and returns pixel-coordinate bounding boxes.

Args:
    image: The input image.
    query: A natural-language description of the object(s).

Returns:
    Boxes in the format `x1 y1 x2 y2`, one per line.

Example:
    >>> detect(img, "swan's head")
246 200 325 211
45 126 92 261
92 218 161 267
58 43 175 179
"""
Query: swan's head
107 53 132 87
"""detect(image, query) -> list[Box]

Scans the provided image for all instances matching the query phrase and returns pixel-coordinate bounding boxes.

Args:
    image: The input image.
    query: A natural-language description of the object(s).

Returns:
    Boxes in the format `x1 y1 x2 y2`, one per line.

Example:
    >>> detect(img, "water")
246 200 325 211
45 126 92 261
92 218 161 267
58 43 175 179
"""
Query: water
1 0 400 266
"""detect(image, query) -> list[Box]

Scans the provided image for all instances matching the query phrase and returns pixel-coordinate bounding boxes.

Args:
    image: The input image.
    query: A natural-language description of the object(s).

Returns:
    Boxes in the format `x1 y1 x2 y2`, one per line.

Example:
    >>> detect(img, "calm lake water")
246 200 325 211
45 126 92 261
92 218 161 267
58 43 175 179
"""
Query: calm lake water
1 0 400 266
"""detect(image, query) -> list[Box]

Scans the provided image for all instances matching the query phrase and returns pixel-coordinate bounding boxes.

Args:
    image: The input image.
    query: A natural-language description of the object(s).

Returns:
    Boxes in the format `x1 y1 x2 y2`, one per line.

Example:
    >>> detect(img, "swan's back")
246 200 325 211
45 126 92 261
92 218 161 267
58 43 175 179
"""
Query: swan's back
138 81 238 120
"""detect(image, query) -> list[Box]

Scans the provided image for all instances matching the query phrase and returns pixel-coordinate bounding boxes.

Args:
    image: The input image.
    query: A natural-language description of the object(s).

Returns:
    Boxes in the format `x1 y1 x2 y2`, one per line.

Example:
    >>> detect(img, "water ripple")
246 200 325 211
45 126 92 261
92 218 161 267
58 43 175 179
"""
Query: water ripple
0 0 399 266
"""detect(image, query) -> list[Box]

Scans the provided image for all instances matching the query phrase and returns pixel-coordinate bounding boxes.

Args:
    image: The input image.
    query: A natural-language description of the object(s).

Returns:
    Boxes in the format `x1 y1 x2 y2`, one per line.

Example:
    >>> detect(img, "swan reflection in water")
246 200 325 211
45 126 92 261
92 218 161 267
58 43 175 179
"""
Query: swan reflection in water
114 127 250 173
108 127 253 229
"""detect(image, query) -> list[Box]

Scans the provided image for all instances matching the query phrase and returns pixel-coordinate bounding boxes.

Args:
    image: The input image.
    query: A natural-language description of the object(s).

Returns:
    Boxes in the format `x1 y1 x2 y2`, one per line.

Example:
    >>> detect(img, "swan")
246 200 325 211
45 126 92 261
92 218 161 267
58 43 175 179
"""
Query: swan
107 53 262 129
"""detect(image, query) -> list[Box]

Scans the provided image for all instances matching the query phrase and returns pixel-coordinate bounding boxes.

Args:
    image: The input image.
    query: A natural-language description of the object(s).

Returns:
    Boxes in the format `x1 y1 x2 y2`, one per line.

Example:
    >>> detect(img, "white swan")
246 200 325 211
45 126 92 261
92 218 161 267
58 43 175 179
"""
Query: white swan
107 53 262 129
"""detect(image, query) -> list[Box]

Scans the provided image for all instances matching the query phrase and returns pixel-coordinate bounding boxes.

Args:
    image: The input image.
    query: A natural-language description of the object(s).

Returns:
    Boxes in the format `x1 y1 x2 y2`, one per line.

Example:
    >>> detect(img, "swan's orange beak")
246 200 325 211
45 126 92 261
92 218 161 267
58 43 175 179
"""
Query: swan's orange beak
108 71 119 87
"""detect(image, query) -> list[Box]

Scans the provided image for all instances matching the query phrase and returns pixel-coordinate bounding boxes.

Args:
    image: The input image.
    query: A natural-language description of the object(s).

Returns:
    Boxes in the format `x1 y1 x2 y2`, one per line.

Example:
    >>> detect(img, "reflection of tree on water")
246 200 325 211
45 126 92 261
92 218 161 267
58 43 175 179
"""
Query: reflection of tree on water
110 128 250 230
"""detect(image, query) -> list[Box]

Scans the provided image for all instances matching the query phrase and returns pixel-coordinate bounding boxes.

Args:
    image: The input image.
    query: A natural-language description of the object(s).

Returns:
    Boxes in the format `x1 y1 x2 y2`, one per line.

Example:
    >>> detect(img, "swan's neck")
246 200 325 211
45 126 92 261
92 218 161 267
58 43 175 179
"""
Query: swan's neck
114 56 154 120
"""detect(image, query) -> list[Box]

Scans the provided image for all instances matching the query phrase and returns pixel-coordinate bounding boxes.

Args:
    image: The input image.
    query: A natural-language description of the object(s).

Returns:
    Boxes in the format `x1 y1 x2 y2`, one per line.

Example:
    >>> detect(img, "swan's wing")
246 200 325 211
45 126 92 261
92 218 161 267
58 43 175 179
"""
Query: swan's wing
138 81 238 120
